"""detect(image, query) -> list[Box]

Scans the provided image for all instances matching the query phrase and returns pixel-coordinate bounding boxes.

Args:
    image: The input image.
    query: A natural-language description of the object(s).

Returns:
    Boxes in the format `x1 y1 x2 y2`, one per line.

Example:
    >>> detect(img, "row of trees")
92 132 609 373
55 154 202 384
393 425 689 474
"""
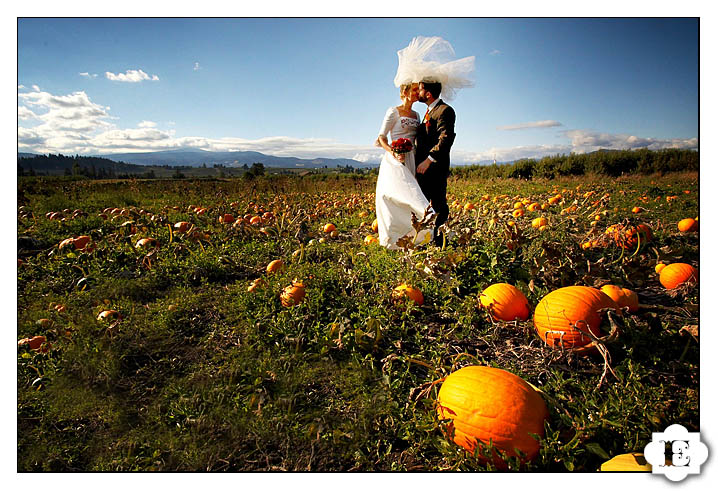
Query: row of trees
454 148 698 180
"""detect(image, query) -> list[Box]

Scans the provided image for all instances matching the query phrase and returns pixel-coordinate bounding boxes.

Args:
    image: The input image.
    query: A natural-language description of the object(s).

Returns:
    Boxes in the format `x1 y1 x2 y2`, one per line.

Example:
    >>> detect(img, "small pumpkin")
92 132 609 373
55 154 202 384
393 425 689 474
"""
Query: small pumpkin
613 223 652 250
323 223 336 233
392 283 424 306
479 283 530 321
620 288 639 312
677 218 698 233
174 221 192 233
659 263 698 290
371 219 379 233
219 213 234 224
72 235 93 251
600 452 651 472
18 335 49 352
600 285 639 313
247 278 266 293
266 259 284 274
364 235 378 245
436 365 548 465
280 280 306 307
97 310 121 321
534 286 619 349
531 217 548 229
135 238 158 249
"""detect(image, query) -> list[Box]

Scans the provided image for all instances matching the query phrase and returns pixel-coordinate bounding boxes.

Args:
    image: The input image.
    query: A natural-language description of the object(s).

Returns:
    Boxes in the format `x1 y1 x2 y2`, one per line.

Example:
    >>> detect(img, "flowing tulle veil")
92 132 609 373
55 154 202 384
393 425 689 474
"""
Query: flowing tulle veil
393 36 475 100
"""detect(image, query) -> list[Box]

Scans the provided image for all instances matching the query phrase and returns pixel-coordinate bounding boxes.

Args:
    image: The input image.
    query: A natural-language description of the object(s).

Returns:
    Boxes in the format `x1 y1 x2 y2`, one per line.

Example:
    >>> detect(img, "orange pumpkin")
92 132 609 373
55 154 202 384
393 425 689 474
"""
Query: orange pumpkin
677 218 698 233
392 283 424 306
600 285 639 313
659 263 698 290
266 259 284 274
599 285 625 304
620 288 639 312
371 219 379 233
174 221 192 233
58 238 75 250
323 223 336 233
247 278 265 293
534 286 619 349
479 283 530 321
280 281 306 307
531 217 548 229
655 263 666 274
613 223 652 249
219 213 234 224
600 452 652 472
135 238 158 249
72 235 92 251
364 235 378 245
18 335 49 352
97 310 120 321
436 366 548 465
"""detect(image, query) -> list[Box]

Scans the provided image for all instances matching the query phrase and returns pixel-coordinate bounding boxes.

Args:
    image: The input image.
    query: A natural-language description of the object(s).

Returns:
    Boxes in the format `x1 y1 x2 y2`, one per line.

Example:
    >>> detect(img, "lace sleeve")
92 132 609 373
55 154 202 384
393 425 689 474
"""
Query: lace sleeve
378 107 397 139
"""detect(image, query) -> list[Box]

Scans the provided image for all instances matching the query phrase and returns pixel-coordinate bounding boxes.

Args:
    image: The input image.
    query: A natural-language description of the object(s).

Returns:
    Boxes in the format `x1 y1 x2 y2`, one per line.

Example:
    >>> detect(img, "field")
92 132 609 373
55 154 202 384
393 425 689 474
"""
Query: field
17 171 699 472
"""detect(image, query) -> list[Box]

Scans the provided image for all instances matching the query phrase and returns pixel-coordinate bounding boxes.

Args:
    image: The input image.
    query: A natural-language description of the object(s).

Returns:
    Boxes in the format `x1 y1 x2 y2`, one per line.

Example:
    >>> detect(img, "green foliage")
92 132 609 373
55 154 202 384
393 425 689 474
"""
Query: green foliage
17 173 699 471
454 148 698 180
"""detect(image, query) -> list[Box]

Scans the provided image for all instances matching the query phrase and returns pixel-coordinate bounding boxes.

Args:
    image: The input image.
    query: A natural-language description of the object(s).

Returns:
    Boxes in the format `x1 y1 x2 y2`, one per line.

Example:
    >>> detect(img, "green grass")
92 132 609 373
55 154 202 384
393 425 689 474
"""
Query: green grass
17 172 699 471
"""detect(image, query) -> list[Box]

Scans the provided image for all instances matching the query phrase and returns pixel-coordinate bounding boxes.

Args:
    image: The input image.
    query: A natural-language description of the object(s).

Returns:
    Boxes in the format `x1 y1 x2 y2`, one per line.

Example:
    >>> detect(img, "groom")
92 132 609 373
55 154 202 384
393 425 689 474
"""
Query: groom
415 80 455 246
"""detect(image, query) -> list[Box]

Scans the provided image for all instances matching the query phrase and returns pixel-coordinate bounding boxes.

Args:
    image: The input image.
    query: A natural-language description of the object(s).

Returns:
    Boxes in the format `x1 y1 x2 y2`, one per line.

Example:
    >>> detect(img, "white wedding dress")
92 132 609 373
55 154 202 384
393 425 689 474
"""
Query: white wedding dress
375 107 434 249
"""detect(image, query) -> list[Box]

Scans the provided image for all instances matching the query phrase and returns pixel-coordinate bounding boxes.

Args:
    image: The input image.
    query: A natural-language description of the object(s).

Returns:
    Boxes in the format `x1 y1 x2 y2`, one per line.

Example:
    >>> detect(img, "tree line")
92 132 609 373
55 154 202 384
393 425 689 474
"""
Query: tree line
453 148 698 180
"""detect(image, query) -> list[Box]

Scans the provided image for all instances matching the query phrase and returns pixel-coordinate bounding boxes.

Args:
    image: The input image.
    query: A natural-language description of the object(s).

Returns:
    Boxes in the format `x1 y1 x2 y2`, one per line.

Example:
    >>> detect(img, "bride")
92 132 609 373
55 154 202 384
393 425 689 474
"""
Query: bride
374 82 433 249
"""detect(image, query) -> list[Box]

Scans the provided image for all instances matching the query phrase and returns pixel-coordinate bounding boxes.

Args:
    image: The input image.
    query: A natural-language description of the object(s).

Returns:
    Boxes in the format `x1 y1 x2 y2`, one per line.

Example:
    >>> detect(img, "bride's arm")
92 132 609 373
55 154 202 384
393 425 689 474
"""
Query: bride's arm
376 107 396 153
376 135 393 153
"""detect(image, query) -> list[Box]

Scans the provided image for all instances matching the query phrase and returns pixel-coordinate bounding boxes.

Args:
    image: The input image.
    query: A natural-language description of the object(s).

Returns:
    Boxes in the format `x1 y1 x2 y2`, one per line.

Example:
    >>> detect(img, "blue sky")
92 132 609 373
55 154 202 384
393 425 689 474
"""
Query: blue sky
17 17 699 164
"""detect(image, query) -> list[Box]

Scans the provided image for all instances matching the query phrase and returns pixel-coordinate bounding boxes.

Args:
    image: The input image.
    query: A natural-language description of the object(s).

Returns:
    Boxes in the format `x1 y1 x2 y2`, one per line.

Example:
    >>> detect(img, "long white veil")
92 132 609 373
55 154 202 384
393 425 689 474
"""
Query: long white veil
393 36 475 101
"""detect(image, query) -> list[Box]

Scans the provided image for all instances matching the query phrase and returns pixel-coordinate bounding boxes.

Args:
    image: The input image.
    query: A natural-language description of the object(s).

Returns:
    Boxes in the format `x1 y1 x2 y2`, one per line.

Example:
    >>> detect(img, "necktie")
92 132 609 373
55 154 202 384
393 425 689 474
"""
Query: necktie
424 108 430 130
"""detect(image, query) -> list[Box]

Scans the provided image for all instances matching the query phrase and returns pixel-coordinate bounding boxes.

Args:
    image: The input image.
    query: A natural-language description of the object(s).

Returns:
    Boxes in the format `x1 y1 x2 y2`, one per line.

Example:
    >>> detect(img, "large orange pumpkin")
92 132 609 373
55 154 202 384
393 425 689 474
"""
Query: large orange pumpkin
479 283 530 321
436 366 548 465
659 263 698 290
534 286 619 349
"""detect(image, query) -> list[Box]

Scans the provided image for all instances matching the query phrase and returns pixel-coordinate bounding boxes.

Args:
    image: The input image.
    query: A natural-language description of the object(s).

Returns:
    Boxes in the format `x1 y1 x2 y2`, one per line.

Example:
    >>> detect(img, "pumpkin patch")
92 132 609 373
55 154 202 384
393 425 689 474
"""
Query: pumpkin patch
17 170 698 472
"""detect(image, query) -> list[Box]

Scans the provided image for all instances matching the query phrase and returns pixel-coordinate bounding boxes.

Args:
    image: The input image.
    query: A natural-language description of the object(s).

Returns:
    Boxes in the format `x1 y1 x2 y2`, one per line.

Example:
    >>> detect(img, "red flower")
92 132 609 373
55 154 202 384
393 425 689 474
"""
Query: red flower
391 138 413 154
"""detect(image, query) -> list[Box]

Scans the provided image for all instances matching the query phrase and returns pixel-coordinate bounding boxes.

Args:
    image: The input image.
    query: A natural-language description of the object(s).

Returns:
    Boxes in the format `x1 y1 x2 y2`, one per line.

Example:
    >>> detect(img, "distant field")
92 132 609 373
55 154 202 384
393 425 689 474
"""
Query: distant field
17 172 698 471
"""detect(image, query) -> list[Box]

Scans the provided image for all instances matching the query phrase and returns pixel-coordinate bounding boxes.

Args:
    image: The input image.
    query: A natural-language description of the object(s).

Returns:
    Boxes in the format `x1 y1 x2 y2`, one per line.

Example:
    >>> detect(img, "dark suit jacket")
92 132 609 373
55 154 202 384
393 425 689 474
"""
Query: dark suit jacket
415 100 456 178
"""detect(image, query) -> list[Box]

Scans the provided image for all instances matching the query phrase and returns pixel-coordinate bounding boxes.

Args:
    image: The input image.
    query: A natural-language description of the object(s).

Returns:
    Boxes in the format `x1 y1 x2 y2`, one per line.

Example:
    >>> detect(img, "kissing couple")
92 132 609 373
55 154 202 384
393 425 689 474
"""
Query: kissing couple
375 36 475 249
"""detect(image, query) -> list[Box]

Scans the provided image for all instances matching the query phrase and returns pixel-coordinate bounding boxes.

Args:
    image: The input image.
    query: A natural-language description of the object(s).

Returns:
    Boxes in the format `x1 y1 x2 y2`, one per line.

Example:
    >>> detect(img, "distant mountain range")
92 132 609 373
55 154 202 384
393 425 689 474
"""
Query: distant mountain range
19 148 371 169
18 149 500 170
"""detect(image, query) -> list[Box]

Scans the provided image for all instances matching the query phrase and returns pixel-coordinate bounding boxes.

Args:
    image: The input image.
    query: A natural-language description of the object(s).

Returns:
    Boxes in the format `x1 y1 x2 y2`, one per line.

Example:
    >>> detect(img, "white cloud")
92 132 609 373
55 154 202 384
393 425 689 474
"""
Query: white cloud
16 87 697 163
563 129 698 153
193 62 201 71
105 69 160 83
79 72 98 78
497 120 563 131
18 106 37 120
455 144 572 164
489 49 501 56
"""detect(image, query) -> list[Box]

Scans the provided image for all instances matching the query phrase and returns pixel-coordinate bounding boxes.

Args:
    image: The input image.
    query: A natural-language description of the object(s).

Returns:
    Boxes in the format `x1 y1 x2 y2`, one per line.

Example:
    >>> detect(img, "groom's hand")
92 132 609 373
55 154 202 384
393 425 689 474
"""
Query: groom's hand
416 158 432 174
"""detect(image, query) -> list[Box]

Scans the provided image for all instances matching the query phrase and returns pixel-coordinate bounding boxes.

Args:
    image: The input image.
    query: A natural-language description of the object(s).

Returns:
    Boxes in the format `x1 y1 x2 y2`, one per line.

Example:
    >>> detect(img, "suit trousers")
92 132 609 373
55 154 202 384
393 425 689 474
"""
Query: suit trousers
417 171 449 245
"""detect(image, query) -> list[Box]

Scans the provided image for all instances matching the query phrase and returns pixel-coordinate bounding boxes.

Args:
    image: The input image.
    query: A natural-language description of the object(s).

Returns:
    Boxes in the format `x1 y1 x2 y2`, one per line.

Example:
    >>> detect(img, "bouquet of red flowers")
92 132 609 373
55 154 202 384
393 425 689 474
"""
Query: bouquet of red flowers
391 138 413 154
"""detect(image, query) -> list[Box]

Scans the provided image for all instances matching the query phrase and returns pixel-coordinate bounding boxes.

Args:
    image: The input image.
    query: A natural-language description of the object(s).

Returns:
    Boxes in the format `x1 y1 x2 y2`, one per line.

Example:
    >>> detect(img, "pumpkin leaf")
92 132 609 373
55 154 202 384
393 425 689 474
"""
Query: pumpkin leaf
585 442 610 460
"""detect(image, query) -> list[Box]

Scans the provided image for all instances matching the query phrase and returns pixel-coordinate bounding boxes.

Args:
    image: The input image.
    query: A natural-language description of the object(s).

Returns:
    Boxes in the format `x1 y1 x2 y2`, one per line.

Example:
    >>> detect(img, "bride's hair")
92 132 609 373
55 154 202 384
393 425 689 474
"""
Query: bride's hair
399 83 413 98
